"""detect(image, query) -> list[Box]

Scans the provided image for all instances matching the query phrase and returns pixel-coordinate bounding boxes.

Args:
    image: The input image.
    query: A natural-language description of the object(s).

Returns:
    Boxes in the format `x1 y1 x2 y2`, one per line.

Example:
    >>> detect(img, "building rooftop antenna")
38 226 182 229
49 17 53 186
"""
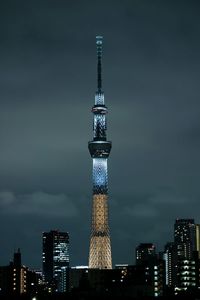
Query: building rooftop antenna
96 35 103 92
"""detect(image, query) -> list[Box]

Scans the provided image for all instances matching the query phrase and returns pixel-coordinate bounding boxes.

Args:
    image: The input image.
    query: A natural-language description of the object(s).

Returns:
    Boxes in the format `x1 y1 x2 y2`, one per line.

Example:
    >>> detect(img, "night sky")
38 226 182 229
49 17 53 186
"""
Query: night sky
0 0 200 269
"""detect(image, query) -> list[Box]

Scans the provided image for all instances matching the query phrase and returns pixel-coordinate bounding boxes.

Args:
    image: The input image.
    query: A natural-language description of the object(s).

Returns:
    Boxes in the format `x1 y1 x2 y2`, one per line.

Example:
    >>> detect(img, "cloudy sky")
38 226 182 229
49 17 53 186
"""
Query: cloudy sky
0 0 200 269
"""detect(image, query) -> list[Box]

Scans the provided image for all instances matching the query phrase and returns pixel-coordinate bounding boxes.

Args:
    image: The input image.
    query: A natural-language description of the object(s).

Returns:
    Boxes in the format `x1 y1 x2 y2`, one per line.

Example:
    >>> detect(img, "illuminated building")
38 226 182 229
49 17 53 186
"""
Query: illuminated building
177 259 197 288
163 242 177 287
195 224 200 258
162 219 197 291
88 36 112 269
42 230 69 292
174 255 199 295
11 248 27 295
174 219 196 259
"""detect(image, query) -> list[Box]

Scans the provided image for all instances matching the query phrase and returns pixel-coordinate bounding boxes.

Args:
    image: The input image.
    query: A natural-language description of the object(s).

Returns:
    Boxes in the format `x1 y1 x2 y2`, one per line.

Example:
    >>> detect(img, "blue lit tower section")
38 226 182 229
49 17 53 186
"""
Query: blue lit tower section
88 36 112 269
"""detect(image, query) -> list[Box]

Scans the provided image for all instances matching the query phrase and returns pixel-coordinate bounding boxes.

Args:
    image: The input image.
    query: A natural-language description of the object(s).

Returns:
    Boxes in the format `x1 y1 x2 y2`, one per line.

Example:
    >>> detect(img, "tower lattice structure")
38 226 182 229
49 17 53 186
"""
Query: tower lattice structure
88 36 112 269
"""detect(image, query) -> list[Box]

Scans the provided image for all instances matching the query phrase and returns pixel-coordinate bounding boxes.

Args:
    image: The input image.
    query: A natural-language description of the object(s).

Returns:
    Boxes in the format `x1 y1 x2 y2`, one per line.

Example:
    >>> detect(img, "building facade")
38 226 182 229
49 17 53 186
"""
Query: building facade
88 36 112 269
0 249 40 297
195 224 200 258
42 230 69 292
135 244 164 297
174 219 196 260
163 242 177 287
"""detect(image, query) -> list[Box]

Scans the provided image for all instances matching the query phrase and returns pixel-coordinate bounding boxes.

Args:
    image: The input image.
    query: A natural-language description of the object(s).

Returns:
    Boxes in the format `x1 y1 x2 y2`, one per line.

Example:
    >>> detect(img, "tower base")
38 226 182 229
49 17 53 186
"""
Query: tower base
89 194 112 269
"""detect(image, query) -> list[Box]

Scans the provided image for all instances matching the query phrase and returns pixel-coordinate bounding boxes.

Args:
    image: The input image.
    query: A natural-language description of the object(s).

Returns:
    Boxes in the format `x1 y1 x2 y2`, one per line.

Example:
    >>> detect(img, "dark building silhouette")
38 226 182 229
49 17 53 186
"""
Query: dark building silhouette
0 249 41 297
136 243 156 265
13 248 21 267
42 230 69 292
135 243 165 297
69 263 165 298
70 266 89 291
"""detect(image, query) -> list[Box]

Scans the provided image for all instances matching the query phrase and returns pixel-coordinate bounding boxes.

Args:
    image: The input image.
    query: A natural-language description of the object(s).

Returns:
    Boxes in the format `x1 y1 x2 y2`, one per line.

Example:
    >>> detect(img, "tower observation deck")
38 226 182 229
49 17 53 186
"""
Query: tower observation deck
88 36 112 269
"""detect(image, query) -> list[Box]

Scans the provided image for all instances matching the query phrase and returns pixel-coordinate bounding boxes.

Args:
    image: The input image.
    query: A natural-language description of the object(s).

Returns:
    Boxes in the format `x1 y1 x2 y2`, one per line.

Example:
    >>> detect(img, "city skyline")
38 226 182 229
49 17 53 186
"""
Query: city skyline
0 0 200 269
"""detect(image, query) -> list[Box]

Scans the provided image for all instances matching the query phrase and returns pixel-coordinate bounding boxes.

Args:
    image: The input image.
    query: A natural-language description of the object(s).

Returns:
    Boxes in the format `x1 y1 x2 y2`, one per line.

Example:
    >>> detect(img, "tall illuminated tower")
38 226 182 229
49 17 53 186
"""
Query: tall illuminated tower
88 36 112 269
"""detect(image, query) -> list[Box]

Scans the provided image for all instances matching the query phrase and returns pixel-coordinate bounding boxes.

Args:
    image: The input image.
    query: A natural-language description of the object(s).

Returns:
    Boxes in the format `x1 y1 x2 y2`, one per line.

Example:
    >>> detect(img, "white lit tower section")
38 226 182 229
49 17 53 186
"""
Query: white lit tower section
88 36 112 269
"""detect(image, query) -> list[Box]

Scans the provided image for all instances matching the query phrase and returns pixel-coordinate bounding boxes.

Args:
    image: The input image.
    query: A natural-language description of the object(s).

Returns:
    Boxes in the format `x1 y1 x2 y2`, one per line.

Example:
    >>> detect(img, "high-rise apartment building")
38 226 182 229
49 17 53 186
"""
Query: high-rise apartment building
135 243 164 297
163 219 198 291
42 230 69 292
163 242 177 287
195 224 200 258
174 219 196 259
176 258 198 291
88 36 112 269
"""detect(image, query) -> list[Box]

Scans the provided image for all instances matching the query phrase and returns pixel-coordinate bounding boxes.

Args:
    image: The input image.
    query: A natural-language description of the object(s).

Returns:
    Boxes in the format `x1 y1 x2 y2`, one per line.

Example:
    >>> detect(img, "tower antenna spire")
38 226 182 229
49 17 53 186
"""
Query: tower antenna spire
96 36 103 92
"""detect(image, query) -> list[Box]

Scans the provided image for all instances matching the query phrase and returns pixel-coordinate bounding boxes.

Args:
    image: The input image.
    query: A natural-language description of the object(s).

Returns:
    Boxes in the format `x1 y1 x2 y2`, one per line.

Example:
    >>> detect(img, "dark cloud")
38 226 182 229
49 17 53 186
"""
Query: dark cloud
0 0 200 268
0 191 78 216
